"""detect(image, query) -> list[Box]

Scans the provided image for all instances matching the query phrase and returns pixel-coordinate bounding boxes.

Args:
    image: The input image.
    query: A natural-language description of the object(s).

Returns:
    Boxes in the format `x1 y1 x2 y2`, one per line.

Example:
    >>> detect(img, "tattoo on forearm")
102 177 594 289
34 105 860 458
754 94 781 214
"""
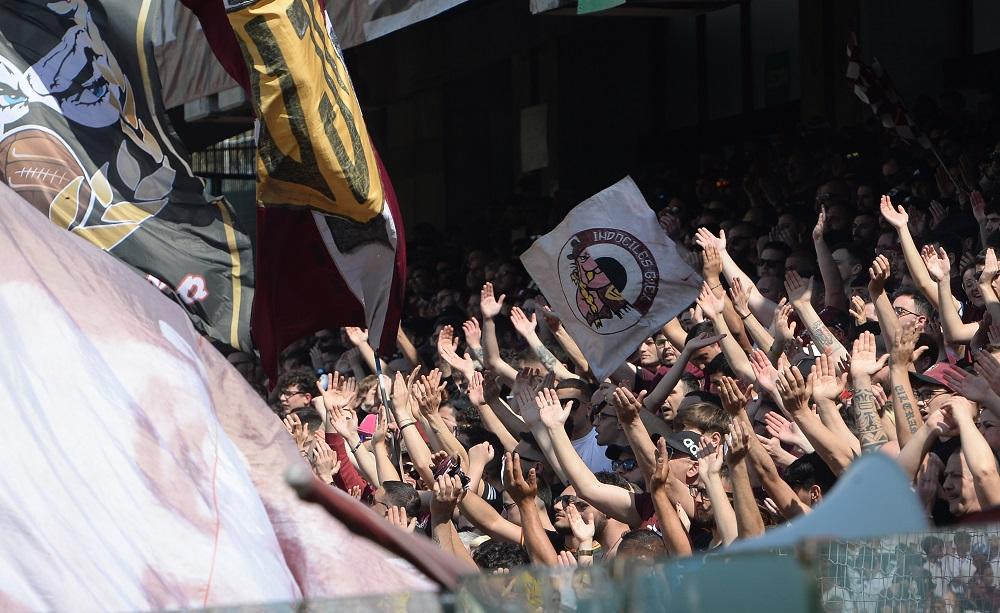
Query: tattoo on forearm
533 343 559 372
808 320 838 351
851 389 888 451
893 384 920 435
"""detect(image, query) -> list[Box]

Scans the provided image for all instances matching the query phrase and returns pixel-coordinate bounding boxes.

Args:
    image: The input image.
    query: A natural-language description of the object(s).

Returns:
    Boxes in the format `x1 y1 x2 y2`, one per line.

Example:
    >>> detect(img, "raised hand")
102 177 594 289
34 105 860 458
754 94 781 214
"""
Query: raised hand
749 349 780 396
849 295 867 326
888 323 920 369
413 369 448 417
974 351 1000 395
386 505 416 533
756 433 799 467
430 474 466 521
468 371 486 406
437 324 459 356
391 367 421 419
776 367 812 412
462 318 483 349
348 484 364 500
564 503 596 547
920 245 950 282
868 254 892 297
764 411 812 452
510 306 538 339
727 277 752 318
536 387 572 429
850 331 889 378
694 227 727 253
504 452 538 503
811 353 847 401
556 551 579 567
481 370 502 403
311 438 341 483
610 386 646 425
469 441 495 467
480 282 506 320
372 406 389 445
983 249 1000 287
317 371 358 413
812 206 827 242
726 418 751 465
697 435 725 476
924 408 959 439
438 329 476 379
702 245 723 280
880 194 908 230
540 305 562 333
283 413 311 452
784 271 813 306
647 437 672 492
685 331 726 354
718 376 749 417
942 368 996 404
344 326 369 347
696 281 725 319
327 403 358 439
771 300 798 343
972 190 987 222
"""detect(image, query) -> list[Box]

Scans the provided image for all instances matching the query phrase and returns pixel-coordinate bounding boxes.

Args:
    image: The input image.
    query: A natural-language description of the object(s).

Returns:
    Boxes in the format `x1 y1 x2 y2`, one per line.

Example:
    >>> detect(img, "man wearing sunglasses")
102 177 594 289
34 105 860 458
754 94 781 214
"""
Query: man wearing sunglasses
891 291 933 334
552 484 629 559
557 379 614 473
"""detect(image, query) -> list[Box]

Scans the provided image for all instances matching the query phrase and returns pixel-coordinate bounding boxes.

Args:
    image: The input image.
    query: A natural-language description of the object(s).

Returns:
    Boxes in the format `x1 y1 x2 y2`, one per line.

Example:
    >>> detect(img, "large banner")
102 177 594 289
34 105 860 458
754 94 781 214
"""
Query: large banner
0 183 431 609
0 0 253 351
521 177 702 382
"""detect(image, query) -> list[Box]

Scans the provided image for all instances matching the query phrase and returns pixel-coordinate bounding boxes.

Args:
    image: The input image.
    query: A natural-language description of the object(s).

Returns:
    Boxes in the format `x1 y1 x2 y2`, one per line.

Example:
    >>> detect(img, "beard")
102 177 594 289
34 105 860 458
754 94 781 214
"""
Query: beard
690 507 715 530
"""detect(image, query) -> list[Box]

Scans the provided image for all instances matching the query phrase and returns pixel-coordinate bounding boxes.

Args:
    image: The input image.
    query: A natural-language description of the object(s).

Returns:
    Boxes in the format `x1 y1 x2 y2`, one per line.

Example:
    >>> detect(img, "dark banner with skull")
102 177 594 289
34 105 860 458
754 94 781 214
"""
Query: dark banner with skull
0 0 253 351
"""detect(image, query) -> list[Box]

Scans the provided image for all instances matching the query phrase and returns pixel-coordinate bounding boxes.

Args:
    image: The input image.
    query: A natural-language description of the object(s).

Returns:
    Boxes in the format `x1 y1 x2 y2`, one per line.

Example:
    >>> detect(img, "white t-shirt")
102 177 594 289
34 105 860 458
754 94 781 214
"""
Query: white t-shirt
572 428 613 474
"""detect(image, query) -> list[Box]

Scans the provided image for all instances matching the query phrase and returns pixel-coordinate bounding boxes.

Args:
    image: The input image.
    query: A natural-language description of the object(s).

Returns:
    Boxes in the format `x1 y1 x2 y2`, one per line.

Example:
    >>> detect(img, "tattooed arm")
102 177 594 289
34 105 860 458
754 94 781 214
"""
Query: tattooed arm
888 325 924 447
510 307 579 381
784 271 848 361
849 332 890 453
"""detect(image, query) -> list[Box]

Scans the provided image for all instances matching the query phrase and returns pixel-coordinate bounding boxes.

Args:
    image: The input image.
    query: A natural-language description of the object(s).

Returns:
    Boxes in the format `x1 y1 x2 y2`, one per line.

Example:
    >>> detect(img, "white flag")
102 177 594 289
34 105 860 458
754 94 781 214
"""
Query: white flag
520 177 702 382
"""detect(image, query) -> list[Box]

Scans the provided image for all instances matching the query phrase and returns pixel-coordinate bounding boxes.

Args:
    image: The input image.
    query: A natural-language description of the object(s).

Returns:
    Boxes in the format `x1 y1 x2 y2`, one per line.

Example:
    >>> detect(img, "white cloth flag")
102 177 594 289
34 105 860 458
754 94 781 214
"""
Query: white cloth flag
521 177 702 382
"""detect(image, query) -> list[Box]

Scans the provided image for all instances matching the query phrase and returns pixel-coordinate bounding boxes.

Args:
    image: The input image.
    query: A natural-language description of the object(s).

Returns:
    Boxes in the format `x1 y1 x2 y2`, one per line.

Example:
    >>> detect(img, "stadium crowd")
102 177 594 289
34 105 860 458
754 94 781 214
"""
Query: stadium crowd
228 92 1000 611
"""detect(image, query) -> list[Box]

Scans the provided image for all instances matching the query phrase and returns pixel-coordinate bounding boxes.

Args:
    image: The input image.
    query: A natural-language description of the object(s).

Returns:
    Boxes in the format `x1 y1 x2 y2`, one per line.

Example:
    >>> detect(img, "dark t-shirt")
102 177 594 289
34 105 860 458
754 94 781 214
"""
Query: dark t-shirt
635 365 670 394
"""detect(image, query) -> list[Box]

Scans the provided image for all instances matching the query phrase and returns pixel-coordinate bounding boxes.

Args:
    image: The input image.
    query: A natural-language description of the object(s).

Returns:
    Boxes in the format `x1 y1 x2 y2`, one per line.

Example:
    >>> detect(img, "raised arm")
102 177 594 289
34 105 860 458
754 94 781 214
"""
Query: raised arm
922 246 978 344
725 409 766 539
697 436 738 546
396 325 421 369
880 195 939 308
647 438 693 557
344 327 387 375
505 452 559 566
457 490 522 544
480 282 519 385
694 227 778 322
534 388 641 526
430 475 478 569
896 409 953 481
413 370 470 468
541 306 591 377
887 323 925 447
697 274 754 382
809 354 861 456
848 332 890 453
777 366 856 475
614 386 695 519
387 368 435 486
868 254 901 345
813 206 848 311
785 271 848 361
729 277 775 350
642 332 724 413
468 371 519 452
510 306 579 381
946 398 1000 508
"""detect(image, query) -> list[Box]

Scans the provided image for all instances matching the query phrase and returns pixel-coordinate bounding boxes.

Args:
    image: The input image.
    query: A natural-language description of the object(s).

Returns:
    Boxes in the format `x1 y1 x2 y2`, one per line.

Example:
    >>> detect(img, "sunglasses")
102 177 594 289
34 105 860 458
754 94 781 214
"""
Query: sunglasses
612 458 639 472
553 495 589 509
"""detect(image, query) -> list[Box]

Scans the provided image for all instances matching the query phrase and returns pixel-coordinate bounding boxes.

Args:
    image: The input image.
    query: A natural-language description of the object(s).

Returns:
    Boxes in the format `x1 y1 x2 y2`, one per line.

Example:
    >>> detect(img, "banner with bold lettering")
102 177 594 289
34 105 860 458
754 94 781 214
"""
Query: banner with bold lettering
0 0 253 352
520 177 702 382
179 0 406 375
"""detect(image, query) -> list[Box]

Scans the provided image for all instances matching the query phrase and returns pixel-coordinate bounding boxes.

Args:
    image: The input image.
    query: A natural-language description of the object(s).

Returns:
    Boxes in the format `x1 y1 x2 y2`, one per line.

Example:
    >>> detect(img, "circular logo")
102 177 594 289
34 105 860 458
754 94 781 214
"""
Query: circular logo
557 228 659 335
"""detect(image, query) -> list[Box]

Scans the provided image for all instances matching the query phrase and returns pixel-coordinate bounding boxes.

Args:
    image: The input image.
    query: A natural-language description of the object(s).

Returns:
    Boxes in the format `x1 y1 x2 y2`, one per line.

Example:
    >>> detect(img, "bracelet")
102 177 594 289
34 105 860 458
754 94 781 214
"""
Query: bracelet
710 283 722 290
352 440 364 453
398 420 417 431
739 312 751 320
575 544 602 557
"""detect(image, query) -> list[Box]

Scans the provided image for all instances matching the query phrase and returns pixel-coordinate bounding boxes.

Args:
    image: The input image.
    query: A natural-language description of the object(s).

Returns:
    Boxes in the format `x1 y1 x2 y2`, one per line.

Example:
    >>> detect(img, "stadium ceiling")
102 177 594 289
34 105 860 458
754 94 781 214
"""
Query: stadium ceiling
530 0 741 16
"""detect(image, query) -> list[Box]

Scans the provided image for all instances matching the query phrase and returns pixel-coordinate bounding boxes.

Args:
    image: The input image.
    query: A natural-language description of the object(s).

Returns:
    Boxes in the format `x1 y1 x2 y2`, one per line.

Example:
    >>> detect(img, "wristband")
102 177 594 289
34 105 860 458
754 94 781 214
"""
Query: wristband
398 420 417 431
352 440 364 453
575 544 602 557
739 312 751 320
